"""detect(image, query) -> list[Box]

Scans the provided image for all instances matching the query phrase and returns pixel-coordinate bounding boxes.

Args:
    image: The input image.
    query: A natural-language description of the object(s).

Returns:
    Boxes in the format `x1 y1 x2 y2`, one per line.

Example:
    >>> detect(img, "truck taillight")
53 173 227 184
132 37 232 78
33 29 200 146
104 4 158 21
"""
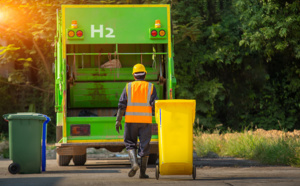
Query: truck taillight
76 30 83 37
159 30 165 37
151 30 157 37
71 125 90 136
149 19 166 39
68 30 75 37
67 20 84 40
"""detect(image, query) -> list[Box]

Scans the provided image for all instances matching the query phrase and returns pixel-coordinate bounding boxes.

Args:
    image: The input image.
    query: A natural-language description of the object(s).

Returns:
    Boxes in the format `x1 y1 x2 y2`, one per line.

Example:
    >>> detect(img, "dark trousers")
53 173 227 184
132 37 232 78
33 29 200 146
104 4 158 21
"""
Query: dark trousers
124 123 152 157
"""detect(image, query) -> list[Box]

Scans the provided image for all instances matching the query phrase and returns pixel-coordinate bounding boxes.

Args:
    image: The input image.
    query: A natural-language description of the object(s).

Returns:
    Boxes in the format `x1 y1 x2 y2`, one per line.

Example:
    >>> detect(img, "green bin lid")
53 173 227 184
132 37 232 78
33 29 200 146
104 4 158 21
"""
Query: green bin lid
3 112 46 121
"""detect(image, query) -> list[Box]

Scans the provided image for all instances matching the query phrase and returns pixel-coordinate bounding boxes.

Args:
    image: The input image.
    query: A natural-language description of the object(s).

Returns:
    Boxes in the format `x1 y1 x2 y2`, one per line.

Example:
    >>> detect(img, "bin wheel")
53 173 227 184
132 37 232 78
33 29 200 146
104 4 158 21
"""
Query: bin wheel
192 165 196 180
57 153 72 166
155 164 159 180
73 154 87 166
8 163 20 174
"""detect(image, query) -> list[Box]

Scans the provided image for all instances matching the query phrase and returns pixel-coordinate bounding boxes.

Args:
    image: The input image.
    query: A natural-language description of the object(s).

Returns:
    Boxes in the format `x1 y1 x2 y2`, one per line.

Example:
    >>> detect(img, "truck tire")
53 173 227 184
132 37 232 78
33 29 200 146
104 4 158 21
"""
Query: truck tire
73 154 87 166
57 153 72 166
148 153 158 165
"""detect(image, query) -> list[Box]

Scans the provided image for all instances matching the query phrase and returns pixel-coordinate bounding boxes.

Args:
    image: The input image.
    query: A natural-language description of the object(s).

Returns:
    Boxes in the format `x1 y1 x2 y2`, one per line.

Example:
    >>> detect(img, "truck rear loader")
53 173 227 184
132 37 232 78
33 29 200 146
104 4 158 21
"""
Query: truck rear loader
55 4 176 166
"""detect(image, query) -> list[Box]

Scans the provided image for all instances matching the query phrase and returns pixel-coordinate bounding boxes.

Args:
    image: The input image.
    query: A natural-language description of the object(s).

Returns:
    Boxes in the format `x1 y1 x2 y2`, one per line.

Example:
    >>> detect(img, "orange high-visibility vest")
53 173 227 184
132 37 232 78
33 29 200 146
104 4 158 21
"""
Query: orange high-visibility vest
125 81 153 123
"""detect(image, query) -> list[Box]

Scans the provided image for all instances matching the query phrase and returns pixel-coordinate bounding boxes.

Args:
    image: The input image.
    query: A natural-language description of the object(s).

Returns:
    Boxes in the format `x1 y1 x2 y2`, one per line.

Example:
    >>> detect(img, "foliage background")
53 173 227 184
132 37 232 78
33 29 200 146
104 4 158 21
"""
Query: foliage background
172 0 300 131
0 0 300 142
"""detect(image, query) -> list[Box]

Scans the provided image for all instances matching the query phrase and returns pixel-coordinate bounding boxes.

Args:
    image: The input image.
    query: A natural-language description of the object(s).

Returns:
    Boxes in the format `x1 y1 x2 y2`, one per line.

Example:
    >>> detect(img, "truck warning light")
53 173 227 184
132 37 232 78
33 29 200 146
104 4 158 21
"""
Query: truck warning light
155 20 161 28
150 20 166 39
68 30 75 37
67 20 84 40
151 30 158 37
71 20 78 28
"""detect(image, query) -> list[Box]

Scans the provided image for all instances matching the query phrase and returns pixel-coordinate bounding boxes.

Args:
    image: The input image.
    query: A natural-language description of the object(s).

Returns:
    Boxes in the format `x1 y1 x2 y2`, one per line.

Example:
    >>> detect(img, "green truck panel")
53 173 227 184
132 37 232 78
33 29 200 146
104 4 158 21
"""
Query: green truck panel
74 67 159 81
64 6 169 44
66 117 157 141
55 5 175 154
69 82 163 108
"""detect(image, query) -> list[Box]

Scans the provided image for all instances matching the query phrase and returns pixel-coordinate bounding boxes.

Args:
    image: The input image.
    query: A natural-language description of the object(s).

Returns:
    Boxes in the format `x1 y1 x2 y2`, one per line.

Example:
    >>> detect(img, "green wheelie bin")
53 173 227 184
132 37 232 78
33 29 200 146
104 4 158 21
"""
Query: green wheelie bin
3 113 46 174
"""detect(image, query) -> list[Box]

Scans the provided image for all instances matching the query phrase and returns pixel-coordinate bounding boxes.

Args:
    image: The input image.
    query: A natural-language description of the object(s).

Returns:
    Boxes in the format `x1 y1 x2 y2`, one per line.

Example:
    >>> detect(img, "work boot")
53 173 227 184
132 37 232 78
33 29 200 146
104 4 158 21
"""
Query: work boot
139 156 149 179
128 149 139 177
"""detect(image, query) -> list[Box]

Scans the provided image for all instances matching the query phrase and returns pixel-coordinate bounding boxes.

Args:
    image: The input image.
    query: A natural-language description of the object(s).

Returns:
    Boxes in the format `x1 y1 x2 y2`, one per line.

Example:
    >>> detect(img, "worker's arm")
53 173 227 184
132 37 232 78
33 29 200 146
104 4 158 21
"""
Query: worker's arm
118 87 128 110
116 87 127 133
150 86 158 115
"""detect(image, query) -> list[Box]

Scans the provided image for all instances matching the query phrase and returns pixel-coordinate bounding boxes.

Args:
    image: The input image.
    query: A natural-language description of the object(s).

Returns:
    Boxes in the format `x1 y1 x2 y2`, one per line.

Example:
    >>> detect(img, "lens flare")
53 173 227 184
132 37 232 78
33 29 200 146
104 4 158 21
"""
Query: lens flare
0 12 4 22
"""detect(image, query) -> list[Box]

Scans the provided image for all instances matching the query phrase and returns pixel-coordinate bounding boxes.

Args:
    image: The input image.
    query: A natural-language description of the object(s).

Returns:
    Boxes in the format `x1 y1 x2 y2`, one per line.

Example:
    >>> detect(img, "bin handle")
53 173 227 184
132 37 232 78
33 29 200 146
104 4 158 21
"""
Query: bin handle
2 114 9 122
42 115 51 172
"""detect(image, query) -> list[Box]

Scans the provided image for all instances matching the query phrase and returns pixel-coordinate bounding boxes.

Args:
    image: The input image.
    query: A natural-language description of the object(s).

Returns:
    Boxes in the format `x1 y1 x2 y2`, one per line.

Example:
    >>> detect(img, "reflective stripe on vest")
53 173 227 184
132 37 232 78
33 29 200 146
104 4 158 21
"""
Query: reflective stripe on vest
125 81 153 123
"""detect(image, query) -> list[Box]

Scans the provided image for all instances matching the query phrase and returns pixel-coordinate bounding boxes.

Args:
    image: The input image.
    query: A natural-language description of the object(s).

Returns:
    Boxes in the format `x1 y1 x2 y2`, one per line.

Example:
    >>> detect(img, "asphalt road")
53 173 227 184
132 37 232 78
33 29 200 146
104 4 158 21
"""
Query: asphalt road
0 158 299 186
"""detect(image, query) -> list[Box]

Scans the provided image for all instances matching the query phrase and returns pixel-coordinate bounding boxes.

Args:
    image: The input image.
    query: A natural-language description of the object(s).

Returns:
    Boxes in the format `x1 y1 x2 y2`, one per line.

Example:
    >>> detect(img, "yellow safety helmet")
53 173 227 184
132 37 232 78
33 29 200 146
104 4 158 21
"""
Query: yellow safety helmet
132 64 147 75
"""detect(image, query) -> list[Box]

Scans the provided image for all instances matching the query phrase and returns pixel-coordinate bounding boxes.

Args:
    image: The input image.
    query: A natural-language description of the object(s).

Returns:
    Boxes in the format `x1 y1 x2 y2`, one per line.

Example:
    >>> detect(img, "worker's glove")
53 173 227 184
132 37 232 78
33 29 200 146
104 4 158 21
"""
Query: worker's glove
115 108 125 134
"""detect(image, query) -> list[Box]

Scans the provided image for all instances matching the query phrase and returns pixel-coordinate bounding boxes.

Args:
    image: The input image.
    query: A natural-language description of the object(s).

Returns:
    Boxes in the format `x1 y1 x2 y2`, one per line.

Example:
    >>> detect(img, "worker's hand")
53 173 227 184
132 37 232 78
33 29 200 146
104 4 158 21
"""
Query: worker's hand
115 121 122 134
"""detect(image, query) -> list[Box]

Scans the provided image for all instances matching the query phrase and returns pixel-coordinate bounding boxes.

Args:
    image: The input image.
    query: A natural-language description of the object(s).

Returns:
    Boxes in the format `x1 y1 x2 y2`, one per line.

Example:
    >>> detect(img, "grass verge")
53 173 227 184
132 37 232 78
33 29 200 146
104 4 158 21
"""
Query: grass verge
194 129 300 167
0 138 9 159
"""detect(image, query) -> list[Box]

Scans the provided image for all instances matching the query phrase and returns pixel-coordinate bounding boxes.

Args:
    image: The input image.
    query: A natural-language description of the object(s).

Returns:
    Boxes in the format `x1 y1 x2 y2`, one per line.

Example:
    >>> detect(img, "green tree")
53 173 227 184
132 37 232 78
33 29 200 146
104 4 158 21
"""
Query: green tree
1 0 300 140
172 0 300 131
0 0 150 140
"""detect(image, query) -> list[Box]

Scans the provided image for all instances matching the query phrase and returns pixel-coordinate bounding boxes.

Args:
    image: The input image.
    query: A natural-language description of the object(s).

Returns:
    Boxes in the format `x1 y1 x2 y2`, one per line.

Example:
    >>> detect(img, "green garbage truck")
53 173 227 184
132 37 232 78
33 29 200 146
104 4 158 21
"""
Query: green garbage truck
55 4 176 166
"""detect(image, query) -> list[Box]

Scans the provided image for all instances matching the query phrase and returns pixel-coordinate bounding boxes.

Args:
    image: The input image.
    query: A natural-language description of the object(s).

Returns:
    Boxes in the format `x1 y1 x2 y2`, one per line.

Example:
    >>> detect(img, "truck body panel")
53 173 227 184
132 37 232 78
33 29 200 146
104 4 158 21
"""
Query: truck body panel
55 4 175 165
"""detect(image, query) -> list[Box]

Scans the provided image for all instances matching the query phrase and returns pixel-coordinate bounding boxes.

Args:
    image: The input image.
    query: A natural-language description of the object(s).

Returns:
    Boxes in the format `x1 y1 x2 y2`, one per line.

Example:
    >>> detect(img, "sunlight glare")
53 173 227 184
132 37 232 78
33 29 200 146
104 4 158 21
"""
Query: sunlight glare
0 12 3 22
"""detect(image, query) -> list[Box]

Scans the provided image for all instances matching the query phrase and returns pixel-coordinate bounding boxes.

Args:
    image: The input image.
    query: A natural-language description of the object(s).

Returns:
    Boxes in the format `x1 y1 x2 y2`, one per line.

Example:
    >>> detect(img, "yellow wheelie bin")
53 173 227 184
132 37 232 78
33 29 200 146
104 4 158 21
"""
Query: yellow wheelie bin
154 99 196 180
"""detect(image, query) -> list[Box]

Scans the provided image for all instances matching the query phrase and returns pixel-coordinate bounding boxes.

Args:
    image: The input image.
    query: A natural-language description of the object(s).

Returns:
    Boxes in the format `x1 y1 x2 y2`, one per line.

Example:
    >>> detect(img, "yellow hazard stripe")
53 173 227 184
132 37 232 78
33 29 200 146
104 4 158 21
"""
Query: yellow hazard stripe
67 139 158 143
167 5 171 58
61 5 168 8
62 7 66 59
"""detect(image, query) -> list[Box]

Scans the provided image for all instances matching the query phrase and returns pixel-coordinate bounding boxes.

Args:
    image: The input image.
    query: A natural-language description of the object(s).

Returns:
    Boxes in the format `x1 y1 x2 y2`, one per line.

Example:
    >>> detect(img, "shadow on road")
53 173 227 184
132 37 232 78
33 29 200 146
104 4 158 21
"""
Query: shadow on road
85 163 156 169
86 163 129 168
0 177 64 185
156 176 297 182
198 176 297 181
45 169 120 174
195 158 263 167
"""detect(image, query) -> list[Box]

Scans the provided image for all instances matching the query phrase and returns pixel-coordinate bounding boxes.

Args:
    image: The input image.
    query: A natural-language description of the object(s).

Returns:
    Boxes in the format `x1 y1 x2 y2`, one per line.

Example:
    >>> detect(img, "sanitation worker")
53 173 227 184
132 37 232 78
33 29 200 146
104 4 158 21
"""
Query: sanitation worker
115 63 158 179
